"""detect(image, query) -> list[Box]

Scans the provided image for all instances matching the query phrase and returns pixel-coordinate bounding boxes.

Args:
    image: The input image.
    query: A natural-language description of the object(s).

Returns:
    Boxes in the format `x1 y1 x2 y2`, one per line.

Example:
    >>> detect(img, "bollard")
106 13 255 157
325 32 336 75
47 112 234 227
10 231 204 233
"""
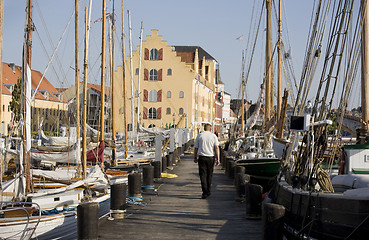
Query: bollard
220 148 225 169
151 161 161 179
162 156 167 173
225 157 233 176
77 202 99 240
236 173 250 201
228 161 236 179
128 172 142 197
142 165 154 191
262 203 285 240
245 183 263 219
110 183 127 219
234 166 246 185
166 154 172 168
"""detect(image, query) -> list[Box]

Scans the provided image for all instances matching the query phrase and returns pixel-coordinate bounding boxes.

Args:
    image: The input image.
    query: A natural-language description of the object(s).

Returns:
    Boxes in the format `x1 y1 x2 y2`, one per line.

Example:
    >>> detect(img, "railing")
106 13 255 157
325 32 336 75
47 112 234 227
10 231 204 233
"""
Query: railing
0 201 42 240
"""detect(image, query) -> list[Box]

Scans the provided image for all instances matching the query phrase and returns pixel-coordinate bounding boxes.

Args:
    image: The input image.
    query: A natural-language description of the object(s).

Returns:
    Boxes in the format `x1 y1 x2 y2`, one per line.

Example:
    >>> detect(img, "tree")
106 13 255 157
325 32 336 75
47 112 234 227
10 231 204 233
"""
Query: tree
9 78 22 123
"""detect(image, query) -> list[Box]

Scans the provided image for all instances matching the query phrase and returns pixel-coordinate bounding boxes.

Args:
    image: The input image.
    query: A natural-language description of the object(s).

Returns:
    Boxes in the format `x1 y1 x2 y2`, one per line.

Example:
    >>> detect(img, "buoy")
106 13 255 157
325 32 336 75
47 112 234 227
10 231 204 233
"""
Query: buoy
77 202 99 240
142 165 154 191
128 172 142 197
138 140 145 147
110 183 127 219
151 161 161 179
262 203 285 240
245 183 263 219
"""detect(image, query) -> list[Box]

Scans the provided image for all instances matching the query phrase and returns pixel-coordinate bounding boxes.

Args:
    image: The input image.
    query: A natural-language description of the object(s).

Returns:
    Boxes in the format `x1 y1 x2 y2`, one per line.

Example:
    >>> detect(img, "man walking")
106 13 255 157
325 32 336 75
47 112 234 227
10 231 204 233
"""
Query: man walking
194 124 220 199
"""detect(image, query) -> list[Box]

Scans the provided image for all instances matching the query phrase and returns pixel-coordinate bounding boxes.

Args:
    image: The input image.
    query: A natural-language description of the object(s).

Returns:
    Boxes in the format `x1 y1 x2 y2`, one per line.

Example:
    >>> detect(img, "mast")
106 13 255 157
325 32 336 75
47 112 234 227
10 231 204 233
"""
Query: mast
241 51 245 137
361 0 369 143
75 0 81 175
83 0 92 179
136 21 143 140
100 0 106 142
24 0 33 194
111 0 116 164
128 10 135 136
277 0 282 121
0 0 3 201
264 0 272 125
121 0 128 158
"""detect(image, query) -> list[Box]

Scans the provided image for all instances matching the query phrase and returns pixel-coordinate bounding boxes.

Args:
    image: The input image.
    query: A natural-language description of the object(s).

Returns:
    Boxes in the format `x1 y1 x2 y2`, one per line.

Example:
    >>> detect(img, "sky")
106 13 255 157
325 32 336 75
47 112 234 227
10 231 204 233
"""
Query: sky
1 0 362 108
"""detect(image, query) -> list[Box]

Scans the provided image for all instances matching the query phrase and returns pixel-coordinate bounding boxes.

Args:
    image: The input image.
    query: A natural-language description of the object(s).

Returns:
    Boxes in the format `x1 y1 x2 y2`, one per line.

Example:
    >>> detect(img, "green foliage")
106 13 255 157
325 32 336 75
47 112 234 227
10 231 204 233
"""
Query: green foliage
9 78 22 123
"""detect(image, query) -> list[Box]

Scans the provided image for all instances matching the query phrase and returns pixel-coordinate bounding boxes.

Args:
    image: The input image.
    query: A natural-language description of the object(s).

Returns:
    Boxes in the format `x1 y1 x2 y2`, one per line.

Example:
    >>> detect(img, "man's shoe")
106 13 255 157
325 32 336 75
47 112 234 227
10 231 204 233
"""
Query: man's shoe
201 193 208 199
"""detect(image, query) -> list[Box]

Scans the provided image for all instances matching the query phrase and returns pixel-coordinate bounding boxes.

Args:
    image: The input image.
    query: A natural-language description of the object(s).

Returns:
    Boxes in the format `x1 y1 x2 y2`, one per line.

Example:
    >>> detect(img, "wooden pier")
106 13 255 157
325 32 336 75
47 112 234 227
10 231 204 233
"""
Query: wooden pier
99 152 262 239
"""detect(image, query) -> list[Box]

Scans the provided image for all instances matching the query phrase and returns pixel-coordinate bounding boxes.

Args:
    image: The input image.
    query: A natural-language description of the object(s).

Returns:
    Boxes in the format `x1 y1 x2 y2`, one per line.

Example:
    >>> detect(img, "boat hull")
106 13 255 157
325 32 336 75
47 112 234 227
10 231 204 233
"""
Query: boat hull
272 180 369 239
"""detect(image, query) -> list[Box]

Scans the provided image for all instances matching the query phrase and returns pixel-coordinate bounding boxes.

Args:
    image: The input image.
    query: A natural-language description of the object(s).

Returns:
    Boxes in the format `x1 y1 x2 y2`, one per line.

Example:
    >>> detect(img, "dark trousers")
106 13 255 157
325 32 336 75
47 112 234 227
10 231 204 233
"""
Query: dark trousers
198 156 215 195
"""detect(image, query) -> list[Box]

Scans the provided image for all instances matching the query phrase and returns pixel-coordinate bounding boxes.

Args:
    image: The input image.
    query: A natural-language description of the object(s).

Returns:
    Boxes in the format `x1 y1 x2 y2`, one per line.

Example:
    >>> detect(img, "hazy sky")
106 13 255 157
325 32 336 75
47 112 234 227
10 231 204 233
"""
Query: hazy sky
2 0 362 108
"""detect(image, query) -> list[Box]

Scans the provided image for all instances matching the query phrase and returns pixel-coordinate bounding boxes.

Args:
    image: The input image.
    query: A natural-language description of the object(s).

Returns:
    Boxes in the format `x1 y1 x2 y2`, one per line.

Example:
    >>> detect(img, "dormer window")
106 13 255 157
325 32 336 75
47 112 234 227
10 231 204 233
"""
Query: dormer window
54 92 62 101
39 90 50 100
4 84 15 93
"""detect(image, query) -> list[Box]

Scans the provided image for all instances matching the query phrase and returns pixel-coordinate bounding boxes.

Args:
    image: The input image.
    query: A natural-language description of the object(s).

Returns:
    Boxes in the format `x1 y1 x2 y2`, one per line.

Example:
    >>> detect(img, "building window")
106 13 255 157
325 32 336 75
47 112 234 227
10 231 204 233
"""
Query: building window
179 108 184 115
167 68 172 75
179 91 184 98
135 68 139 75
149 90 158 102
149 69 158 81
166 107 171 115
8 105 10 112
149 107 157 119
150 48 159 60
167 91 171 98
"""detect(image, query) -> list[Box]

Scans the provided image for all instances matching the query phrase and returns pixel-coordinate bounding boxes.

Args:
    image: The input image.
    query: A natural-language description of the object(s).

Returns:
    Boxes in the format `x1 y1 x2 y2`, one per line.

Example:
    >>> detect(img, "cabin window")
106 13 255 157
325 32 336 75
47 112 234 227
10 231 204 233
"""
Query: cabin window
166 107 171 115
167 68 172 75
179 108 184 115
149 90 158 102
167 91 171 98
179 91 184 98
149 107 157 119
149 69 158 81
150 48 159 60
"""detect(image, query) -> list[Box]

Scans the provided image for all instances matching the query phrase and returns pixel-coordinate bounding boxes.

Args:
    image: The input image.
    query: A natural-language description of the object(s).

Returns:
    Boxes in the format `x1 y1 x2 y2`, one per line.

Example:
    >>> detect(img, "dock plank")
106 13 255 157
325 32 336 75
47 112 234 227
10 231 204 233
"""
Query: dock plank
99 153 262 240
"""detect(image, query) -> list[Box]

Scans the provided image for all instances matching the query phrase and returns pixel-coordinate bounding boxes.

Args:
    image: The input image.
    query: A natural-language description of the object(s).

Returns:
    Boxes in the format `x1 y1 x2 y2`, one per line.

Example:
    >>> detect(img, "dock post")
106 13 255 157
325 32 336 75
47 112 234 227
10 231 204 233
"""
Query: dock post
77 202 99 240
224 157 233 176
151 160 161 179
236 173 250 201
262 203 285 240
142 165 154 192
245 183 263 219
128 172 142 197
234 166 245 185
228 161 236 179
166 153 172 168
162 156 167 173
110 183 127 219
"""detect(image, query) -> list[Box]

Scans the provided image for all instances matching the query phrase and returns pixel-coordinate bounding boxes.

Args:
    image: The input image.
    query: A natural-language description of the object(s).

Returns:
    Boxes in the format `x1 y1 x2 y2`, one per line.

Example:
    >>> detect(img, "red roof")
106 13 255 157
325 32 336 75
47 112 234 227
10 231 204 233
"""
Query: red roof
1 62 67 103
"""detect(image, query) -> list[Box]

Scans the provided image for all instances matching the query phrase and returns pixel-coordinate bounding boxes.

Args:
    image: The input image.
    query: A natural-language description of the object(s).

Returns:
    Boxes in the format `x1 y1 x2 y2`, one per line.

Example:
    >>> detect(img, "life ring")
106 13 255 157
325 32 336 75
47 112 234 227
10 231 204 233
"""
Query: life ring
138 140 145 147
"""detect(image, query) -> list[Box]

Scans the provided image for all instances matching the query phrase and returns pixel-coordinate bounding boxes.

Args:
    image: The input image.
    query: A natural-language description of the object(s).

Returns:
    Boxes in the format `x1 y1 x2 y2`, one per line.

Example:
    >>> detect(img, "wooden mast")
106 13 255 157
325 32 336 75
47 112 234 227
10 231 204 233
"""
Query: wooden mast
111 0 116 164
24 0 33 194
277 0 282 121
265 0 272 125
100 0 106 142
136 21 143 140
121 0 128 158
0 0 3 201
128 10 134 136
83 0 92 179
241 51 245 137
75 0 81 175
361 0 369 143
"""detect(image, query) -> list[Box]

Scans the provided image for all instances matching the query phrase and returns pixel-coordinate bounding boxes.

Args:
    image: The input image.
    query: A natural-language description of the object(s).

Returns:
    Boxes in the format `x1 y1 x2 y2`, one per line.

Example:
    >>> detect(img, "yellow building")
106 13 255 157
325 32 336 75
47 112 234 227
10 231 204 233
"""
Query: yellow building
1 62 68 136
114 29 218 132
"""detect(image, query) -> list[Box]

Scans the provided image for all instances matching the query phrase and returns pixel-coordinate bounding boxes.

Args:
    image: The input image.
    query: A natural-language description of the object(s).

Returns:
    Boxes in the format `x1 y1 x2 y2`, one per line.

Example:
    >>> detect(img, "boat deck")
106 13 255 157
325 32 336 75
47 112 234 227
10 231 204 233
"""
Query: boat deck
99 152 262 240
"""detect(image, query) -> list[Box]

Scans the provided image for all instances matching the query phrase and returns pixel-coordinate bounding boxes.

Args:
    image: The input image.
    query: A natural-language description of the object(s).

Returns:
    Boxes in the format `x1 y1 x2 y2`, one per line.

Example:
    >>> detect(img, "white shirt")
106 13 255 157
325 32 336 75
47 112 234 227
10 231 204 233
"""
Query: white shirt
194 131 219 157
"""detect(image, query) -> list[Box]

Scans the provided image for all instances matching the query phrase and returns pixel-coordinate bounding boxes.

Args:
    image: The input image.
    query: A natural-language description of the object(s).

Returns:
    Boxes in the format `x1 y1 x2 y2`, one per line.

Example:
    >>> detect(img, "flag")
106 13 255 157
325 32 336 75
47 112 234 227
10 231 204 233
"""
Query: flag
236 35 244 41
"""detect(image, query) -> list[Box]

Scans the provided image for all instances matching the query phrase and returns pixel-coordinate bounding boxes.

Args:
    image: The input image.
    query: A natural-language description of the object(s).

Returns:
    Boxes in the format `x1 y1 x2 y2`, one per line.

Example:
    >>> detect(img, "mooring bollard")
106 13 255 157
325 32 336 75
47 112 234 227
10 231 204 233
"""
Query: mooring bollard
245 183 263 219
234 166 246 185
128 172 142 197
228 161 236 179
110 183 127 219
162 156 167 173
77 202 99 240
151 160 161 179
142 165 154 192
166 154 172 168
236 173 250 201
262 203 285 240
225 157 233 176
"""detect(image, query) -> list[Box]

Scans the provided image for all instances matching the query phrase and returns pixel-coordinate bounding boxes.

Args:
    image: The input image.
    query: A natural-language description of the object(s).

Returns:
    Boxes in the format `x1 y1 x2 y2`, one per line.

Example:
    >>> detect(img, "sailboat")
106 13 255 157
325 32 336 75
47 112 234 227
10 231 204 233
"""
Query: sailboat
269 1 369 238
